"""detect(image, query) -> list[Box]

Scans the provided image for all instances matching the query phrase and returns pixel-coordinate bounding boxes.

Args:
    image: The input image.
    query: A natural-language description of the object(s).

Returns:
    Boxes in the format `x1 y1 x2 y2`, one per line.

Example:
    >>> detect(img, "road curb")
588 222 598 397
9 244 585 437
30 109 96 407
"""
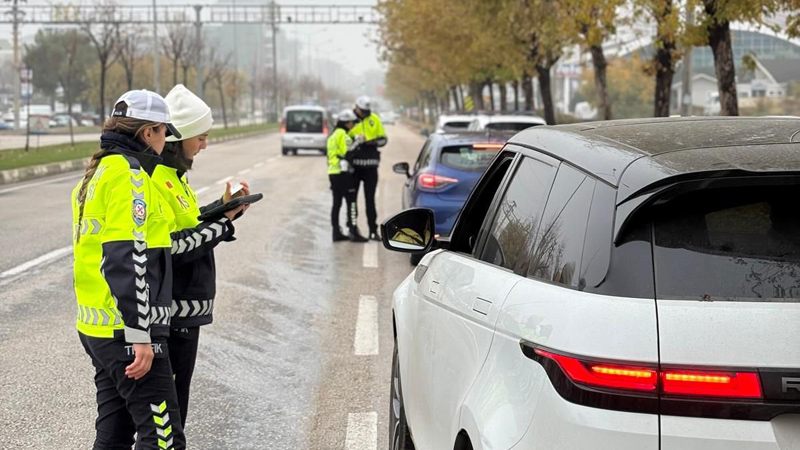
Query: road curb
0 130 275 185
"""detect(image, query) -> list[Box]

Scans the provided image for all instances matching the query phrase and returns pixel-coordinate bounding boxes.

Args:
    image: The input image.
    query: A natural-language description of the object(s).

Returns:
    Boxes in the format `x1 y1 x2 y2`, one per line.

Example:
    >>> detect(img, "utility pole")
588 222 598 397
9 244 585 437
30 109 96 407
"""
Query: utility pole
194 5 203 99
270 0 279 122
681 3 694 117
10 0 20 130
152 0 160 93
232 0 239 125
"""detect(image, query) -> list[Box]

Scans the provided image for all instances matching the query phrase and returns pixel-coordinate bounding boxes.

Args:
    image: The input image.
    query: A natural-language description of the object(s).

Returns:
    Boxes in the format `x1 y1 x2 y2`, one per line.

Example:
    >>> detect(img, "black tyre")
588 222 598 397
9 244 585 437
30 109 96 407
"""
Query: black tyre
409 253 423 266
281 147 289 156
390 339 415 450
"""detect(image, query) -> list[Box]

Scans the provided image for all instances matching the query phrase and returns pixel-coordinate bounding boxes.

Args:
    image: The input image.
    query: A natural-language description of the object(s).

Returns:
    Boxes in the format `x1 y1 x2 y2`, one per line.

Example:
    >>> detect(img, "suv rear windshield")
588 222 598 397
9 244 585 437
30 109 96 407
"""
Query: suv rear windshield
442 121 471 131
486 122 540 132
652 183 800 302
286 110 323 133
439 145 499 171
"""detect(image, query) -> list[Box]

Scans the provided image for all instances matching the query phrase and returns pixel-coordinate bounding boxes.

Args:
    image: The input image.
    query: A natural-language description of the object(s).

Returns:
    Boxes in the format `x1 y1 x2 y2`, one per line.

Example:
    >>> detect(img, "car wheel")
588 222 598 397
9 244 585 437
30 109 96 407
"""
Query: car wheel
409 253 423 266
390 339 415 450
282 147 289 156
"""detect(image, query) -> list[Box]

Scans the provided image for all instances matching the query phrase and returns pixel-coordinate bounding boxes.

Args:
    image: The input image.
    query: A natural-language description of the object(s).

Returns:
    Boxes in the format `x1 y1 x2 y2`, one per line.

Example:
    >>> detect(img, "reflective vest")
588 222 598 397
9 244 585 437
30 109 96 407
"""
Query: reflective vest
347 112 386 142
347 112 386 168
327 128 352 175
72 153 174 343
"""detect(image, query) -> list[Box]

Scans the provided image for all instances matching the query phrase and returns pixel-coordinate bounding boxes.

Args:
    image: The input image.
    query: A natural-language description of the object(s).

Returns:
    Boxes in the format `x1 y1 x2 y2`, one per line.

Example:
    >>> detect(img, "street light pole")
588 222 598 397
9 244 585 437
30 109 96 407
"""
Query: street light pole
152 0 160 93
194 5 203 99
270 0 278 122
11 0 20 130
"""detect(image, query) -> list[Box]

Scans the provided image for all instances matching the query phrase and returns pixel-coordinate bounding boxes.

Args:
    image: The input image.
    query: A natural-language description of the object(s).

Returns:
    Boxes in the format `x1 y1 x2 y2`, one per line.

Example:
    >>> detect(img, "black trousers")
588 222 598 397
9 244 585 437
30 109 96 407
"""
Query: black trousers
330 173 357 231
168 327 200 429
352 167 379 234
80 332 186 450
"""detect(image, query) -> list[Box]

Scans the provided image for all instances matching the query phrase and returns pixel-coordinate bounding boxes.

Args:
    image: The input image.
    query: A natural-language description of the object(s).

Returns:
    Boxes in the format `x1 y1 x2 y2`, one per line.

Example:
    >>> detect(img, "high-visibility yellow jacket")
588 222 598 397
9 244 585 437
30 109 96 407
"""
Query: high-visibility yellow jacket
151 151 234 328
72 149 173 344
327 128 353 175
347 112 387 168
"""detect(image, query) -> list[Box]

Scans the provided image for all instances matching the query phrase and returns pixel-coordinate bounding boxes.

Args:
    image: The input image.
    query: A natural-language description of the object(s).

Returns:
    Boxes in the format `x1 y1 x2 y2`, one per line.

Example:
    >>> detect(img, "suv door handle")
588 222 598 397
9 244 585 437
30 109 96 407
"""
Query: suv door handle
472 297 492 316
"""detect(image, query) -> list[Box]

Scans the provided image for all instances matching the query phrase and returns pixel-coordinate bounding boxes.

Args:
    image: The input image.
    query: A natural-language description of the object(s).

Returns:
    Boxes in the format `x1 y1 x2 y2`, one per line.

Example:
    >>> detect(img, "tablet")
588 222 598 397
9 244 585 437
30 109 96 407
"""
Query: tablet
197 193 263 221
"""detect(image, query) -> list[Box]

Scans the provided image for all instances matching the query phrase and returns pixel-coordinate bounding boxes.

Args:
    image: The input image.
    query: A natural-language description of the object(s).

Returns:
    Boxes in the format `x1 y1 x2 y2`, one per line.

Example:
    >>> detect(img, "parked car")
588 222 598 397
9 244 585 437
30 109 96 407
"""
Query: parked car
467 113 546 132
382 116 800 450
393 131 513 263
49 114 78 128
280 105 330 155
434 114 476 133
380 111 397 125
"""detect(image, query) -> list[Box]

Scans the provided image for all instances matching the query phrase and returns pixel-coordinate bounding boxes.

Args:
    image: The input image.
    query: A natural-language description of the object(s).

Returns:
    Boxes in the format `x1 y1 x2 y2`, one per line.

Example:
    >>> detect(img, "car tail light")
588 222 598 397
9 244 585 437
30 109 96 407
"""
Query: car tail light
472 143 504 150
534 349 657 392
662 370 762 398
323 117 329 135
280 118 286 134
419 173 458 190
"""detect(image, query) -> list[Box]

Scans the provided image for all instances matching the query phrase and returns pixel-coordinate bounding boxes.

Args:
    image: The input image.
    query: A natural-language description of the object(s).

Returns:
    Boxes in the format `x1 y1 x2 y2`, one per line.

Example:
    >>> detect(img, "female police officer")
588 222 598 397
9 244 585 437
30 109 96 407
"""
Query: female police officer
152 84 247 428
72 89 187 449
328 108 368 242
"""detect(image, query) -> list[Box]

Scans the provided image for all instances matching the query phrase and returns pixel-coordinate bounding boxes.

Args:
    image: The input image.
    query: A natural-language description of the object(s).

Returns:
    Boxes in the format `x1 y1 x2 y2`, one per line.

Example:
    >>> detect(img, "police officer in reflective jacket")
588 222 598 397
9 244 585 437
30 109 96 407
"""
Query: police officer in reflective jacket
152 84 248 428
348 95 387 240
72 90 187 449
328 109 368 242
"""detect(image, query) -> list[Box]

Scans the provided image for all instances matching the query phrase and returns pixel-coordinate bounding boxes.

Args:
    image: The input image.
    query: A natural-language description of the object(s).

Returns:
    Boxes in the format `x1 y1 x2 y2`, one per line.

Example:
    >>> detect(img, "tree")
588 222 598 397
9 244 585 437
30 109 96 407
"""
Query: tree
581 54 654 120
117 25 143 91
83 3 120 118
643 0 682 117
163 25 190 87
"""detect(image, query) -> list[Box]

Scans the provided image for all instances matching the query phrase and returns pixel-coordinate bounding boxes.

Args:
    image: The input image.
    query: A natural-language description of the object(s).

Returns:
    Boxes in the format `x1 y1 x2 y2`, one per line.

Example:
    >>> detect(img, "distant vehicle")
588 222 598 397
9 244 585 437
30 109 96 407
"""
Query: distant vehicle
49 114 78 128
392 131 513 264
704 92 721 116
280 105 330 156
0 121 12 130
467 114 546 132
383 116 800 450
380 111 397 125
434 114 475 133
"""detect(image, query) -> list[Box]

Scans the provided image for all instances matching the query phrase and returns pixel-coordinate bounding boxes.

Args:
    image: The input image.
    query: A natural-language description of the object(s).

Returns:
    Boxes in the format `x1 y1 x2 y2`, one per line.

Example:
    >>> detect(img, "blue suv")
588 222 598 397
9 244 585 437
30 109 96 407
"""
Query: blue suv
393 132 513 262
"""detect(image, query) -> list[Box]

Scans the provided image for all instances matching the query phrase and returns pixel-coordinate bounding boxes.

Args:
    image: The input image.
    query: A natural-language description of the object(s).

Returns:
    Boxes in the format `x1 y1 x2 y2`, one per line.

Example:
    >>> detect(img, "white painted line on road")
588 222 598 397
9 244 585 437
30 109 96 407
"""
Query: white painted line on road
214 176 233 185
0 173 81 195
0 246 72 279
354 295 379 356
237 168 252 175
266 156 278 163
345 412 378 450
254 162 265 169
362 241 379 268
194 186 211 196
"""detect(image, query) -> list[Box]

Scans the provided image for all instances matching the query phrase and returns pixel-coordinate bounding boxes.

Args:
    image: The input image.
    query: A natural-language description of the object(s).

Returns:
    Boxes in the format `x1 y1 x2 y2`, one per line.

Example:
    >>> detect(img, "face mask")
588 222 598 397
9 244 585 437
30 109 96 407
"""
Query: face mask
360 109 371 118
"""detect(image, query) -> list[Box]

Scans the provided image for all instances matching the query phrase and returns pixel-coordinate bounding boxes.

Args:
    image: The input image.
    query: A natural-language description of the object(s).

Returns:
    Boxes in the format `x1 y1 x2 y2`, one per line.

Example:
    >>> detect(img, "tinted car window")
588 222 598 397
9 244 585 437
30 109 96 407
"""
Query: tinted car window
414 140 432 173
526 165 594 287
486 122 541 132
653 184 800 302
479 156 557 271
286 110 323 133
443 121 471 131
579 183 615 291
439 145 499 172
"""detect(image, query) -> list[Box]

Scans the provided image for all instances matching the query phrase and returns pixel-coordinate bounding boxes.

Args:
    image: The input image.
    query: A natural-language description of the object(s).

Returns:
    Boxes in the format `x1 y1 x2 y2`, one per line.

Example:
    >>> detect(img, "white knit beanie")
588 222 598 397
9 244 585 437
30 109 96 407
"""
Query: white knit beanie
164 84 213 142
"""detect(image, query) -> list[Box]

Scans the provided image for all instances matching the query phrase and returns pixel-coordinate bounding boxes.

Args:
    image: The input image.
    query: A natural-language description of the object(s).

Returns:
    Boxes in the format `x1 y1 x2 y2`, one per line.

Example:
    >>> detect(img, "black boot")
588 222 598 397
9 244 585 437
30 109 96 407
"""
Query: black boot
369 231 382 241
333 228 348 242
349 227 368 243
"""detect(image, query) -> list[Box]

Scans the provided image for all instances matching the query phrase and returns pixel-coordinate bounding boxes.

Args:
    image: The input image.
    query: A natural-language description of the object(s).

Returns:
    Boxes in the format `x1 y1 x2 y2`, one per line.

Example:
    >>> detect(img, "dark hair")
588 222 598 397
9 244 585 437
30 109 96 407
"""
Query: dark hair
163 141 193 173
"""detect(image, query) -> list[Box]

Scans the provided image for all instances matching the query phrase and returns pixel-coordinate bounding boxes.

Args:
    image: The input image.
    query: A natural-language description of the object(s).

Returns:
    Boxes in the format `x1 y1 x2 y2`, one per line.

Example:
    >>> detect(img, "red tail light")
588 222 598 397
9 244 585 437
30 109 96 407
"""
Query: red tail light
662 370 762 398
419 173 458 190
280 118 286 134
322 117 329 135
533 347 762 399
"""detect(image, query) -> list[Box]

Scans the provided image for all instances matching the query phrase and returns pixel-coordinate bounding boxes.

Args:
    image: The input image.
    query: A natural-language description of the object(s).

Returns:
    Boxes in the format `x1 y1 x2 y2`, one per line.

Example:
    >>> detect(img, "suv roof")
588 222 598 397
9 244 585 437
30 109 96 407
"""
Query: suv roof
284 105 326 112
508 117 800 201
430 130 515 146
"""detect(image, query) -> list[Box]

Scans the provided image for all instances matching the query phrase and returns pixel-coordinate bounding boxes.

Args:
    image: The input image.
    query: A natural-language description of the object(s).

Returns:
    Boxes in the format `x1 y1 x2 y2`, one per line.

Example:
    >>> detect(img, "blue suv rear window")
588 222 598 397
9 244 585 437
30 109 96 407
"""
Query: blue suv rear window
439 145 498 172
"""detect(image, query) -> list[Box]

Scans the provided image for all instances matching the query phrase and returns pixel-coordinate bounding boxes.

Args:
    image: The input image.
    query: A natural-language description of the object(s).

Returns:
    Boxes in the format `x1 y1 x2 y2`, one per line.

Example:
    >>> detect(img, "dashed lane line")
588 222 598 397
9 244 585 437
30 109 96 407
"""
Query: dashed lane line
362 241 379 268
354 295 379 356
238 168 252 175
214 175 233 185
345 412 378 450
0 173 82 195
254 162 264 169
0 246 72 281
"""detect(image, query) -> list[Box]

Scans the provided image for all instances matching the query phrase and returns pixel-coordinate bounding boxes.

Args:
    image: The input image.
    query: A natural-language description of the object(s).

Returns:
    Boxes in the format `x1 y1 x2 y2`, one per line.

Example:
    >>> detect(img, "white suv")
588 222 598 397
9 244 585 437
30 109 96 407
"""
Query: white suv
383 117 800 450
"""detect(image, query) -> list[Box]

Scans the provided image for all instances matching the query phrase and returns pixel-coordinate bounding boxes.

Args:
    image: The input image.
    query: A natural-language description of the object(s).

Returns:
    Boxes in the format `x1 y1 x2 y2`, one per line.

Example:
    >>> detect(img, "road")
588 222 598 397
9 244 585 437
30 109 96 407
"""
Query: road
0 123 424 449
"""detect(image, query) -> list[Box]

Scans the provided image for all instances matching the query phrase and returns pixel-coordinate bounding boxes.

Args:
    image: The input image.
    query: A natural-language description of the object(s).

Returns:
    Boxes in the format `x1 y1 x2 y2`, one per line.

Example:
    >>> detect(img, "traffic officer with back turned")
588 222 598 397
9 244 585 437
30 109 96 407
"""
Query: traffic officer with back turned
348 95 387 240
328 109 368 243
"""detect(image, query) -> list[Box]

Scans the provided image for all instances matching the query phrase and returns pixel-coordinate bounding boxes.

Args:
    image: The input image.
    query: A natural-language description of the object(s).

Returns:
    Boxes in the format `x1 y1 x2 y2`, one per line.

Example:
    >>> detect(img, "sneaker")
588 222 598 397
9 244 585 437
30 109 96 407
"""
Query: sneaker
369 232 382 241
349 228 368 243
332 229 349 242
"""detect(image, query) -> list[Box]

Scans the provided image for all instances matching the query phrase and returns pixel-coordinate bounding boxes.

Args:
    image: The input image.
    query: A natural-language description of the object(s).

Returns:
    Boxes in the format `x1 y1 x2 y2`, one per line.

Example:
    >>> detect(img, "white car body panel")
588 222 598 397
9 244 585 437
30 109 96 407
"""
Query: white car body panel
661 414 800 449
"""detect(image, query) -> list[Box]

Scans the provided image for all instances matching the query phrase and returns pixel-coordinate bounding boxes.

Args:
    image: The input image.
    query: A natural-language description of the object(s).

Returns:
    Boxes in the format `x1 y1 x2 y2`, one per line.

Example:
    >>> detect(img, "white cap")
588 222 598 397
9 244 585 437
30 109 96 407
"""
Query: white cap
338 109 358 122
164 84 214 142
355 95 371 110
112 89 181 139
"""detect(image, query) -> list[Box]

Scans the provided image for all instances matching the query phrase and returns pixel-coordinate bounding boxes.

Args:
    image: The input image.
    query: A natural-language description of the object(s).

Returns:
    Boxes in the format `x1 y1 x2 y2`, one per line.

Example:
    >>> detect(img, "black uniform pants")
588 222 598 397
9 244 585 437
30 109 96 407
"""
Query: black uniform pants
330 173 357 231
352 167 379 234
168 327 200 429
80 333 186 450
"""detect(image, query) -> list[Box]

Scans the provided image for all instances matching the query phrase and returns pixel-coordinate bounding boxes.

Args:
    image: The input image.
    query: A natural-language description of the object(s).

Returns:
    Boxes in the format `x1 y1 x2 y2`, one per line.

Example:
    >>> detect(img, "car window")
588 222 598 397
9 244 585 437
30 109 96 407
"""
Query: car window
525 164 594 287
467 120 480 131
486 122 541 132
439 145 499 172
652 183 800 302
413 140 432 174
579 182 615 291
286 110 323 133
442 121 471 131
479 156 557 271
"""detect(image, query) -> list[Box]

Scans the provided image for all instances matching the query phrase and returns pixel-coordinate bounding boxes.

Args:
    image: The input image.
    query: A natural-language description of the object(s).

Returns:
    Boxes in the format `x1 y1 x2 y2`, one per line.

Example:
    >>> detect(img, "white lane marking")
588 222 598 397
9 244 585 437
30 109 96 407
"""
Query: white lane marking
214 176 233 185
0 173 82 195
237 168 252 175
254 162 264 169
362 241 379 268
354 295 379 356
0 246 72 279
266 156 278 163
194 186 211 196
345 412 378 450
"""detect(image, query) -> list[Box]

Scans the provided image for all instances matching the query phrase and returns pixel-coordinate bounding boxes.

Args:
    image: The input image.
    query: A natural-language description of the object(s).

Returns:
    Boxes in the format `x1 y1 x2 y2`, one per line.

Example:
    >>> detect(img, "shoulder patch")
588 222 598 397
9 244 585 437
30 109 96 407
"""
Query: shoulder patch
133 199 147 226
369 119 375 127
166 181 173 189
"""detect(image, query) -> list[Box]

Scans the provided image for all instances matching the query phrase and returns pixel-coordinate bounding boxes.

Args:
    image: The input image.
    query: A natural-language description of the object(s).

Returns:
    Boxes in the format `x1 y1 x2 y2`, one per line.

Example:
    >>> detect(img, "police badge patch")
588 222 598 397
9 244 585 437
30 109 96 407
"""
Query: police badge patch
132 199 147 226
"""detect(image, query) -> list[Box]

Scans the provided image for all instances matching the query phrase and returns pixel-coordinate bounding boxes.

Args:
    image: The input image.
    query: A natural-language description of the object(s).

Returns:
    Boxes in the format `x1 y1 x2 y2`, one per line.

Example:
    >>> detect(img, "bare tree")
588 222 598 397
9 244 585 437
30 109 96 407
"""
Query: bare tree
117 25 142 91
203 47 232 128
82 3 120 118
163 25 190 87
179 32 201 86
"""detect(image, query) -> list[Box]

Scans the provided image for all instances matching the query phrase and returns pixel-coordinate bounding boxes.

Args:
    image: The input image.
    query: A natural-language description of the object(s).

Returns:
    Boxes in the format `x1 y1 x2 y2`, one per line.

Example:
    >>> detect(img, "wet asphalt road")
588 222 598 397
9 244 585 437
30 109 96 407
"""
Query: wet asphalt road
0 123 424 449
